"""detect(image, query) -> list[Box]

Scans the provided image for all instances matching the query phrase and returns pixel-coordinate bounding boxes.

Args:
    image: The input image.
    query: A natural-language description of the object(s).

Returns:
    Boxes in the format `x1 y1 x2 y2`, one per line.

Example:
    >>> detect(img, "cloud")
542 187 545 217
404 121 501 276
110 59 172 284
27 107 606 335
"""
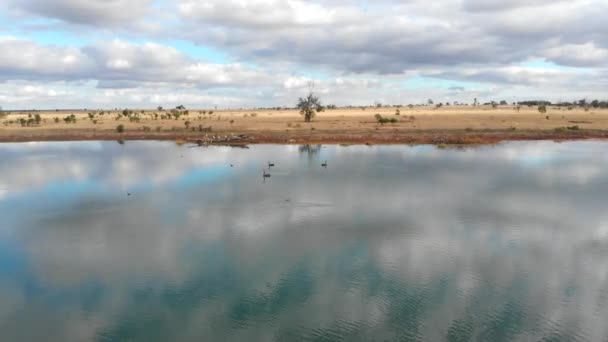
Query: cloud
0 36 91 80
543 42 608 67
6 0 154 26
1 0 607 108
176 0 608 75
0 37 275 88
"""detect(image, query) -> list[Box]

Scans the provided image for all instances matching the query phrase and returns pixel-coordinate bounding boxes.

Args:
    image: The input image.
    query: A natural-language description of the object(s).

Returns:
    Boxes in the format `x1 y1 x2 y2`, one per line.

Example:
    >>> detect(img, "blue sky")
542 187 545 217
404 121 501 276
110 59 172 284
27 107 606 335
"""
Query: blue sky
0 0 607 109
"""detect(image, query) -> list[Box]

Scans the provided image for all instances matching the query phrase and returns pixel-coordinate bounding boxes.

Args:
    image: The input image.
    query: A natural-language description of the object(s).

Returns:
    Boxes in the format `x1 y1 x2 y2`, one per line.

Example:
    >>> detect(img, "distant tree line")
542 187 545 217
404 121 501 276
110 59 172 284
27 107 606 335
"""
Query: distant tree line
516 99 608 108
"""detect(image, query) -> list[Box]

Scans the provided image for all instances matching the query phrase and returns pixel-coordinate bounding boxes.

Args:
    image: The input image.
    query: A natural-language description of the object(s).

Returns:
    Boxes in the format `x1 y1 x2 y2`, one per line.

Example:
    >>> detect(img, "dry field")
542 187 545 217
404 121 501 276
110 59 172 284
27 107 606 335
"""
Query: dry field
2 105 608 144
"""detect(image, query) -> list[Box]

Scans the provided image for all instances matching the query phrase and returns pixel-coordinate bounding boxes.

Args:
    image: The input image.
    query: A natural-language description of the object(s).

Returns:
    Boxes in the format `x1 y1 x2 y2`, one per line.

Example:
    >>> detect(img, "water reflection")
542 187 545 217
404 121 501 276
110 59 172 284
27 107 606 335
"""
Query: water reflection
0 141 607 341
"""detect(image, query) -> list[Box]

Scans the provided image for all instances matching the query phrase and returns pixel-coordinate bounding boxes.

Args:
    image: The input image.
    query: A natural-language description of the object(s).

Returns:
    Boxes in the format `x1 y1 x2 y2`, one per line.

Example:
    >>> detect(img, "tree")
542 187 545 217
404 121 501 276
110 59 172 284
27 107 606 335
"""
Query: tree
297 83 322 122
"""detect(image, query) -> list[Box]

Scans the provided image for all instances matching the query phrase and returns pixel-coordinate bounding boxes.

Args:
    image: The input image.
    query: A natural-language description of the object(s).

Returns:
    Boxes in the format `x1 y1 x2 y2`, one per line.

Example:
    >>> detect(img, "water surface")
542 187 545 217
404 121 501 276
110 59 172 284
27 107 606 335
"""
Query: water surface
1 141 607 341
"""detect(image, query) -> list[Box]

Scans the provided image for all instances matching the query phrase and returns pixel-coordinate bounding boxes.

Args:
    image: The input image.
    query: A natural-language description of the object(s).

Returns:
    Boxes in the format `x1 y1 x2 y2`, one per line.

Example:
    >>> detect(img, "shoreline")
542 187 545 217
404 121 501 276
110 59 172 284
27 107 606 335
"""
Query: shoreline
1 128 607 145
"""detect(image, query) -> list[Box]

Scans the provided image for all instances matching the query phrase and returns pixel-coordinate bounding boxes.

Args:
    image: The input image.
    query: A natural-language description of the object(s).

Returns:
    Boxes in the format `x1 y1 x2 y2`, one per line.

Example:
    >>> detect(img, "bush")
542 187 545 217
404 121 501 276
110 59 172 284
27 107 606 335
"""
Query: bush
538 105 547 113
63 114 76 124
116 124 124 133
297 86 322 122
375 114 397 125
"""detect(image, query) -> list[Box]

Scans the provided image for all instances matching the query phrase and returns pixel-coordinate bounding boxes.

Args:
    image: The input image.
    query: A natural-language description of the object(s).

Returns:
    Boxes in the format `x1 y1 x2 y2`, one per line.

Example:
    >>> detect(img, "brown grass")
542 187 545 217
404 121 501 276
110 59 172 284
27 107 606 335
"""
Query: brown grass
1 105 608 144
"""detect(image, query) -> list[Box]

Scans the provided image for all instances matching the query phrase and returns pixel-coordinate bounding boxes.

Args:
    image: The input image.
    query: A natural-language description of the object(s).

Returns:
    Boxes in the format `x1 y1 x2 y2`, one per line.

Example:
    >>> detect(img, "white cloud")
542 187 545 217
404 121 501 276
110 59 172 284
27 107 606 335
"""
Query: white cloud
544 42 608 67
0 0 607 108
6 0 154 25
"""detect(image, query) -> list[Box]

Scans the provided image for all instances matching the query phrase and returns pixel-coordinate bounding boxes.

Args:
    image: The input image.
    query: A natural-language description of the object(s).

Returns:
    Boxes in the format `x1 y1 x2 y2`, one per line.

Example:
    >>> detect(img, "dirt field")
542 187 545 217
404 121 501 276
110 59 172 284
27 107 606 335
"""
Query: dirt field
2 105 608 144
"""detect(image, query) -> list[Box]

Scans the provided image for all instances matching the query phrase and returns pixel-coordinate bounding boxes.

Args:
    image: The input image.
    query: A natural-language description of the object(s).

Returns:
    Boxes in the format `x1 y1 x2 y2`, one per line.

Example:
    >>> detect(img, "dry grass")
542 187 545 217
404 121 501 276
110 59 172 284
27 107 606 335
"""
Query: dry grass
1 105 608 143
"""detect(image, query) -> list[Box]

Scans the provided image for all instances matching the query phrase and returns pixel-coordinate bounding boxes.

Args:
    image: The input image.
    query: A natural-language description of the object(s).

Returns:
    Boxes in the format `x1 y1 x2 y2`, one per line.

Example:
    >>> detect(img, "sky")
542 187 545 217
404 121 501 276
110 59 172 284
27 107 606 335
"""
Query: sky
0 0 607 109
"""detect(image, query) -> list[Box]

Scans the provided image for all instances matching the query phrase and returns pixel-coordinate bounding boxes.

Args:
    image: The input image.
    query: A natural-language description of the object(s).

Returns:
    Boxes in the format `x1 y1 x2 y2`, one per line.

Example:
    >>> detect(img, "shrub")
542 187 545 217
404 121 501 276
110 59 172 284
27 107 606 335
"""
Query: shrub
297 85 322 122
54 117 60 123
538 105 547 113
63 114 76 124
116 124 124 133
395 109 400 116
142 126 151 132
374 114 396 125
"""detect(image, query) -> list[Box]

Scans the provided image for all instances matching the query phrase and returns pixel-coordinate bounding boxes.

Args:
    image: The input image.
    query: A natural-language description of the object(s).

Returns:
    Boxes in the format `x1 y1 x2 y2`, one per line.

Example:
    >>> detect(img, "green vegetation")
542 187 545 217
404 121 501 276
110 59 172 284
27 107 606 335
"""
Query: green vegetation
555 126 580 132
297 84 323 122
116 124 124 133
63 114 77 124
375 114 398 125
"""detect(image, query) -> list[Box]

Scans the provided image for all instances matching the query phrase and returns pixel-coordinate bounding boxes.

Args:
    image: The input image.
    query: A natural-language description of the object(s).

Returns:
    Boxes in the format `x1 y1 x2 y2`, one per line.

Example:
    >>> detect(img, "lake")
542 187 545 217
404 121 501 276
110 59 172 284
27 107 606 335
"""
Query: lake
0 141 607 341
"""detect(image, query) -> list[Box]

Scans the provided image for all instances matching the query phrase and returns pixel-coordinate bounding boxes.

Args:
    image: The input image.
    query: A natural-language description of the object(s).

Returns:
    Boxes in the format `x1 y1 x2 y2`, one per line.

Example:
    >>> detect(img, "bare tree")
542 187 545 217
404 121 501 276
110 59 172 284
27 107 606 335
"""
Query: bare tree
297 82 323 122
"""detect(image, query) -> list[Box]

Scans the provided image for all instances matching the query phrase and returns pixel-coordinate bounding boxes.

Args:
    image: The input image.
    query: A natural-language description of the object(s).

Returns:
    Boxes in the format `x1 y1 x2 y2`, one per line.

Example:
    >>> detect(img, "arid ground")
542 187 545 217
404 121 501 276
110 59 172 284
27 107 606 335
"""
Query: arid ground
2 105 608 145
